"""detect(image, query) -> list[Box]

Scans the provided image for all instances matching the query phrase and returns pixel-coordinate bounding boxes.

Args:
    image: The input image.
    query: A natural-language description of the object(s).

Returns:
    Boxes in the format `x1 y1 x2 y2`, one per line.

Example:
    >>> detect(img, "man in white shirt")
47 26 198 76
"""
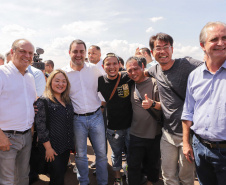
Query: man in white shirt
62 39 108 185
0 39 36 185
88 45 106 75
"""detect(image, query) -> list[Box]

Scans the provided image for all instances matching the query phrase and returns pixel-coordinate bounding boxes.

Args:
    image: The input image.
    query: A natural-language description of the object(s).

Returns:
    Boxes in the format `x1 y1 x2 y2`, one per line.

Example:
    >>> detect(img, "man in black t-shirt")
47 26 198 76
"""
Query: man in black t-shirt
98 53 133 185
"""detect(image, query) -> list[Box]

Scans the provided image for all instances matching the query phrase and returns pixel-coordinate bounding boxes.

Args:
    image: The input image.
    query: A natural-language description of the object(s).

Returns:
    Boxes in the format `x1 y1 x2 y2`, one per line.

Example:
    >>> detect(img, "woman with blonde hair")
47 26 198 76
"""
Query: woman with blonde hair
36 69 74 185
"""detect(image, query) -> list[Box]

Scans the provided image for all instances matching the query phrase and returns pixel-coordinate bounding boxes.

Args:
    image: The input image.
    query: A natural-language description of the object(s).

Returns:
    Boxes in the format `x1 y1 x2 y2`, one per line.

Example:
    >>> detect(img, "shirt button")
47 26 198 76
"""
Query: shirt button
205 127 208 131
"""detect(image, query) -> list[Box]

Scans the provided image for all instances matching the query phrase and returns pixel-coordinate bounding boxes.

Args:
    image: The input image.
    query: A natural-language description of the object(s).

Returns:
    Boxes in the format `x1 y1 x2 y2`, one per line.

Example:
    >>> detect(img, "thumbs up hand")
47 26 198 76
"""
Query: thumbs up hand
142 94 153 109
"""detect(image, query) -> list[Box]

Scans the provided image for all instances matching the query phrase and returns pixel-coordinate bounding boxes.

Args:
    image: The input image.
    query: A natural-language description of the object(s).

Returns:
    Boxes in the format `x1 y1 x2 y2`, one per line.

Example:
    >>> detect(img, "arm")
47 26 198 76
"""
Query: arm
144 70 151 77
142 94 161 110
0 76 12 151
0 129 12 151
43 141 58 162
35 99 57 161
182 120 194 163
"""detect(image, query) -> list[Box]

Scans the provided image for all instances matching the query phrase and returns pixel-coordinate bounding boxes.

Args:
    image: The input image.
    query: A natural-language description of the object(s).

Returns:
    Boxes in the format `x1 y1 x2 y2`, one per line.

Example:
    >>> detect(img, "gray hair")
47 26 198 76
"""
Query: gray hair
200 21 226 45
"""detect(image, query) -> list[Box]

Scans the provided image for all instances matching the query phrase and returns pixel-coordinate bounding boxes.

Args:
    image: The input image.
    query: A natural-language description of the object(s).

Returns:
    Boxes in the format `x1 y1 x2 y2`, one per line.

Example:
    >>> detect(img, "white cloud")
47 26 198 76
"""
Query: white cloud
41 36 76 68
40 38 145 69
97 40 145 63
173 43 203 61
1 25 37 37
146 27 154 33
62 21 108 36
149 16 164 23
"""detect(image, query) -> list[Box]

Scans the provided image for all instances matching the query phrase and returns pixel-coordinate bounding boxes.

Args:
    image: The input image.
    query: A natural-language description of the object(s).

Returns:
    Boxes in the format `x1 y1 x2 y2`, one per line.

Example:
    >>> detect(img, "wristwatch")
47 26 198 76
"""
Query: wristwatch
151 100 156 108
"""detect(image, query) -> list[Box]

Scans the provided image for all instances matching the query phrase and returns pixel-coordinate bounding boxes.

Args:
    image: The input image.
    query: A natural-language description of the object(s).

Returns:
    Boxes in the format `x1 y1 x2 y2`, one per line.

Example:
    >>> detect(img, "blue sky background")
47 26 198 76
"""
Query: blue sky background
0 0 225 68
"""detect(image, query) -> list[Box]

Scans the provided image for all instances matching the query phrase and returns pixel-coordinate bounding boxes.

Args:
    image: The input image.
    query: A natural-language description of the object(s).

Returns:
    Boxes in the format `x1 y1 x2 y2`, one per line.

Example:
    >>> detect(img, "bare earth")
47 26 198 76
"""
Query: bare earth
33 140 200 185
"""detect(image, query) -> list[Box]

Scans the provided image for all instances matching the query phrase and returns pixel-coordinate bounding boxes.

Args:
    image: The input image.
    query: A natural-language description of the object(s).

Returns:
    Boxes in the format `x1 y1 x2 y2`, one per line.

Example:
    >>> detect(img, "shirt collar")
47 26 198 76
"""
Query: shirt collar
63 62 87 72
8 61 29 74
202 59 226 74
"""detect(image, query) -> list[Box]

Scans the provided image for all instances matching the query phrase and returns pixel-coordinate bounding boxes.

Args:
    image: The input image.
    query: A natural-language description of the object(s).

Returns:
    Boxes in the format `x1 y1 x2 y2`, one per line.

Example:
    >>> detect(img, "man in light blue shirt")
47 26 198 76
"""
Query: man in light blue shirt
182 21 226 185
27 65 46 97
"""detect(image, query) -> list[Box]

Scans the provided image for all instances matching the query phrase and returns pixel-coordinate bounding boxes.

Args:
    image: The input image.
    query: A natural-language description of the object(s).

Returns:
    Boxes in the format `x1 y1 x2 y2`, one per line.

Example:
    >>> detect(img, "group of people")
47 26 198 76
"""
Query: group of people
0 21 226 185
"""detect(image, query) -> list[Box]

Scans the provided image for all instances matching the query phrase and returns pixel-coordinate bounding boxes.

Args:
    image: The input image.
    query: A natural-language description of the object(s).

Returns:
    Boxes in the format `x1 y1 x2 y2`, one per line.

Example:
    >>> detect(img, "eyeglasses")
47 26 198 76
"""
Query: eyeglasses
153 46 172 52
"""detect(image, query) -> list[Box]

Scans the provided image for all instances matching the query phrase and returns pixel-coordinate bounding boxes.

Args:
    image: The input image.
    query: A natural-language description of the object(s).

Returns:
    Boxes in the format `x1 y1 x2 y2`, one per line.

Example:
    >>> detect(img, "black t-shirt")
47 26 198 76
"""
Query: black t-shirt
98 72 134 130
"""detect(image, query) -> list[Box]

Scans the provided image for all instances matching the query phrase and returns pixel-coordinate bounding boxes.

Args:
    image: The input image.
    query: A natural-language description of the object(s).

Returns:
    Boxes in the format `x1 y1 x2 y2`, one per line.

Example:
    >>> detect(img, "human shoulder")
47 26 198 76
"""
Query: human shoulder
177 57 203 67
148 63 159 77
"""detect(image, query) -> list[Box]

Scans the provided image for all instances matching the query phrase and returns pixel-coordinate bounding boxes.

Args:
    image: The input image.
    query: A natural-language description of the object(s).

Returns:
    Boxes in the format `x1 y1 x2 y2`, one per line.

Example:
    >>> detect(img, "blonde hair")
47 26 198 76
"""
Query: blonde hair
44 69 71 104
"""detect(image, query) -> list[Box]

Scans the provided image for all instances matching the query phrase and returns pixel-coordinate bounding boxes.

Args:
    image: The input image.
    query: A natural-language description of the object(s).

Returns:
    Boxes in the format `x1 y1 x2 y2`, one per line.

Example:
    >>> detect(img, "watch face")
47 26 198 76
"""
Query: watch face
151 101 156 107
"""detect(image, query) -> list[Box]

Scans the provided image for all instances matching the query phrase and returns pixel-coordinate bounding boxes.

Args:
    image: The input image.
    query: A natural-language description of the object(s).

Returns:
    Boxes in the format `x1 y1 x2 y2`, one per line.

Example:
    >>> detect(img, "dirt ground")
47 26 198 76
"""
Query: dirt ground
33 140 200 185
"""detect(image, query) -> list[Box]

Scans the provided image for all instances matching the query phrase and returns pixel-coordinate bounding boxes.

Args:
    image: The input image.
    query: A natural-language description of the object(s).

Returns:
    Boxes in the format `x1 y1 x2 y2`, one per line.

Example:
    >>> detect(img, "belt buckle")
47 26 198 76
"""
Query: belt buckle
204 140 213 148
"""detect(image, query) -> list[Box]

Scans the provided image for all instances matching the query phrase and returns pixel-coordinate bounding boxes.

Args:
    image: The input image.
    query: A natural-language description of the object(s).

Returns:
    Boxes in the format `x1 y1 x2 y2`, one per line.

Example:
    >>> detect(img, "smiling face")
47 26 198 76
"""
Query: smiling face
11 40 34 74
69 43 86 67
126 59 145 83
103 56 120 80
88 46 101 64
51 72 67 96
151 40 173 66
201 25 226 62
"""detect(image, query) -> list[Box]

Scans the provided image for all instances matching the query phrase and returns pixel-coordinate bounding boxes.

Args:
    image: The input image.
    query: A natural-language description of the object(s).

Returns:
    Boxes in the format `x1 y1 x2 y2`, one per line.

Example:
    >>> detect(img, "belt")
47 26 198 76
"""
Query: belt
195 133 226 149
74 107 100 116
3 129 31 135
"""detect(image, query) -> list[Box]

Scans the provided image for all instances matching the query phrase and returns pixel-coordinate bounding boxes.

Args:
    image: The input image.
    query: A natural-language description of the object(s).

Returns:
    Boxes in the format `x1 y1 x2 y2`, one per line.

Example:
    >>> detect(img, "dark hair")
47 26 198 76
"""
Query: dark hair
103 53 119 65
140 47 151 56
45 60 54 68
149 33 174 51
118 57 124 66
89 45 101 51
69 39 86 51
126 56 146 68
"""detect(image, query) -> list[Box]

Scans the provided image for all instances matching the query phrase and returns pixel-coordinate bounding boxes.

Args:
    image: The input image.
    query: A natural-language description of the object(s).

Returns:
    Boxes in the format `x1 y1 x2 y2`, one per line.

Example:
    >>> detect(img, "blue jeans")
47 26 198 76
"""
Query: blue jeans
73 109 108 185
106 128 130 171
193 134 226 185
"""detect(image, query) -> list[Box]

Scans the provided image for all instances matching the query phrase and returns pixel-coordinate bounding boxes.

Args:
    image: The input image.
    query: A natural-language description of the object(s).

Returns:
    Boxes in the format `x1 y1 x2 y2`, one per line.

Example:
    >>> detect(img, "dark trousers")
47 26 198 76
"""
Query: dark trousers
49 150 70 185
128 134 161 185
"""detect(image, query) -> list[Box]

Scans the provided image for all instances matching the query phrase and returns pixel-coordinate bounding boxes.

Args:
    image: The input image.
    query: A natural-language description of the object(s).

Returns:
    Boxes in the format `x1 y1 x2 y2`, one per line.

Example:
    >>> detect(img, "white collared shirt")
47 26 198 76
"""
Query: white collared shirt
62 62 102 114
0 62 37 131
94 59 106 75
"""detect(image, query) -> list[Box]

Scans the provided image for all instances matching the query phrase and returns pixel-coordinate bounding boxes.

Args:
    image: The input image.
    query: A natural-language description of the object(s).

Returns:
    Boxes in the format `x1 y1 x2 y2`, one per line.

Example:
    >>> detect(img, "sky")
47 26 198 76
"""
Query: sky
0 0 225 68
